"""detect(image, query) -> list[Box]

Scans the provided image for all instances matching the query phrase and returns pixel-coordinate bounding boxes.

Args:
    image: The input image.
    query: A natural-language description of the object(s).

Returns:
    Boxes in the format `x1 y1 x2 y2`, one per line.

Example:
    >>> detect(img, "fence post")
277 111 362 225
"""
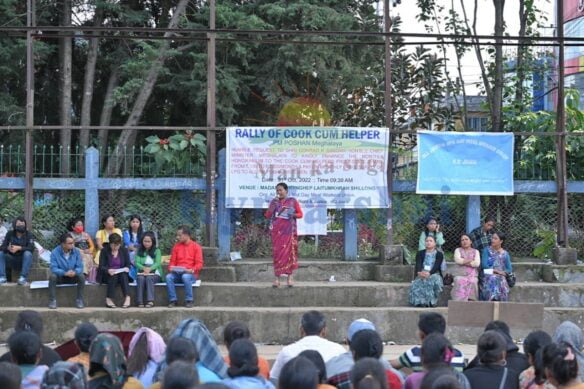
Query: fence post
85 147 100 237
466 195 481 233
217 149 230 261
344 209 358 261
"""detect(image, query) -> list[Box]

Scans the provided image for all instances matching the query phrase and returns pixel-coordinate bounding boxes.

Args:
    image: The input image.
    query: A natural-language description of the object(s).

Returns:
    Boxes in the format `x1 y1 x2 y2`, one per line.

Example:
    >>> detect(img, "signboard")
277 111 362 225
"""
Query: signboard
416 131 514 196
226 127 389 208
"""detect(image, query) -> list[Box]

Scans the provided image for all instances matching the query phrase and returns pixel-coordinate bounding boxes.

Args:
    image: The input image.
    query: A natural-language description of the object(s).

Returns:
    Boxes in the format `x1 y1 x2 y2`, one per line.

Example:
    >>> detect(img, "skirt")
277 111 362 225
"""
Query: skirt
480 274 510 301
409 273 444 307
451 275 479 301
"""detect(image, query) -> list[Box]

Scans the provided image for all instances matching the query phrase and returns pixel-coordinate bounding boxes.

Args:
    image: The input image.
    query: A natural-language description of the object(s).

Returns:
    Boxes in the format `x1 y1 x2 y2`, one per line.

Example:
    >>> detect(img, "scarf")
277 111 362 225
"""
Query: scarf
89 333 127 389
129 327 166 364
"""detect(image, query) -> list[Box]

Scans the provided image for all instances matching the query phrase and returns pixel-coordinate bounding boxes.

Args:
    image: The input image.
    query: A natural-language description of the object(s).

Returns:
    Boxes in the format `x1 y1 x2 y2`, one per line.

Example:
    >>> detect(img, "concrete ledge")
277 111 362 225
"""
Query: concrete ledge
1 281 584 308
0 306 579 345
374 265 413 282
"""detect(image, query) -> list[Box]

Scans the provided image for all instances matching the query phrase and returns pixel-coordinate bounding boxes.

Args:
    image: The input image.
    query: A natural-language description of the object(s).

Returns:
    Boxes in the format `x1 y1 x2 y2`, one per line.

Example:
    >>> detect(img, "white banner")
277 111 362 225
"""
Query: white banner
226 127 389 209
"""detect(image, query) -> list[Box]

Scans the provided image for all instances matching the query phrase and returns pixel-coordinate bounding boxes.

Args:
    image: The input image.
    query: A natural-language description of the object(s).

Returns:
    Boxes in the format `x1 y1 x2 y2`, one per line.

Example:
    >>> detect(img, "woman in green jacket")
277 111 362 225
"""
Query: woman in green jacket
134 232 164 308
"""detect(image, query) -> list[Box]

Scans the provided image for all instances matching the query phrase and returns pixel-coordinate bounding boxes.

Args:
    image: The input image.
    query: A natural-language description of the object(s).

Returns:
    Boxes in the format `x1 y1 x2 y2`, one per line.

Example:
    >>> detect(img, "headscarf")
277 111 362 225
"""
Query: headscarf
157 318 228 380
41 362 87 389
553 321 584 379
89 333 127 389
129 327 166 363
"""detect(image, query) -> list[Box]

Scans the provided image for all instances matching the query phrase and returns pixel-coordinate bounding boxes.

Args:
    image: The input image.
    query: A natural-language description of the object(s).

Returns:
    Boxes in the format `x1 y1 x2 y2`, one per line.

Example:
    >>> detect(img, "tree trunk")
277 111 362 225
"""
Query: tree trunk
514 0 528 111
97 66 120 169
451 0 468 130
492 0 505 132
460 0 495 127
59 0 73 175
79 5 105 162
105 0 190 176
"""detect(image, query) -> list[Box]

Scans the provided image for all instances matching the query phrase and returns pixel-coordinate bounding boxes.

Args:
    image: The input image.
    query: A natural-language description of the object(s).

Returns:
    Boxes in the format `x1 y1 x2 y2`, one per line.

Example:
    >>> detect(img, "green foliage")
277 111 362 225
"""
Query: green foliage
143 131 206 176
533 227 556 260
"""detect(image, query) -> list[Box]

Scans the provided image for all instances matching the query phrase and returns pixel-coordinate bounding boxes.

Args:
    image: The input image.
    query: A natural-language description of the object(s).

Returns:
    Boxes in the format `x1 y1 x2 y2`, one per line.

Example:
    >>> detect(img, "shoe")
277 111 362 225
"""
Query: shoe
75 299 85 309
185 301 194 308
17 276 28 286
122 297 131 309
145 302 154 308
48 300 57 309
168 301 177 308
137 304 145 308
0 277 6 284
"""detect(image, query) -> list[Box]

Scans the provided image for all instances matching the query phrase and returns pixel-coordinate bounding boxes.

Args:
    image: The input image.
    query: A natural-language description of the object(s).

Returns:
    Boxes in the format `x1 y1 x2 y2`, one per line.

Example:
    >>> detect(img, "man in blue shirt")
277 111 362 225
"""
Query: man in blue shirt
48 233 85 309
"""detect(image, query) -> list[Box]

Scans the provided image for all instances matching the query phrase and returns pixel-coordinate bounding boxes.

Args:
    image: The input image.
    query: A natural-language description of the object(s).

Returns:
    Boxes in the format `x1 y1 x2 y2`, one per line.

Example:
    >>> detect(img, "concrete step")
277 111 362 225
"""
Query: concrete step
3 281 584 308
375 263 584 284
0 306 577 345
203 260 377 282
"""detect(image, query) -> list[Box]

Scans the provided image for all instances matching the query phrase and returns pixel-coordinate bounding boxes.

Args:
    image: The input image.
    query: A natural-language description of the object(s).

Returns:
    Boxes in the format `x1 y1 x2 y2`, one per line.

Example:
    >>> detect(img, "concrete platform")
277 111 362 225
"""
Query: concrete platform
0 306 576 345
1 281 584 308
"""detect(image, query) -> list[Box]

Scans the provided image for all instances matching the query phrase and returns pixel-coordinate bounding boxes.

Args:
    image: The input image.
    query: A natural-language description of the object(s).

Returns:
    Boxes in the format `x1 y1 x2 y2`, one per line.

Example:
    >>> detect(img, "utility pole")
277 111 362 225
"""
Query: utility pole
555 0 569 247
384 0 394 245
206 0 217 246
24 0 35 228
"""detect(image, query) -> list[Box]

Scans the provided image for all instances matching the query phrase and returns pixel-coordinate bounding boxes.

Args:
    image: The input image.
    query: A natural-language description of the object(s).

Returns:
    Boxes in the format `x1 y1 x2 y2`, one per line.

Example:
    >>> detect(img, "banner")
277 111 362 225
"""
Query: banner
226 127 389 208
416 131 514 196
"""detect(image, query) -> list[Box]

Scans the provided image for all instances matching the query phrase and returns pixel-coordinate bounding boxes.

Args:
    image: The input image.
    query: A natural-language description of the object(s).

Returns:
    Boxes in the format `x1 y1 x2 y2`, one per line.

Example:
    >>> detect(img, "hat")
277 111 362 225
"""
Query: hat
347 319 376 342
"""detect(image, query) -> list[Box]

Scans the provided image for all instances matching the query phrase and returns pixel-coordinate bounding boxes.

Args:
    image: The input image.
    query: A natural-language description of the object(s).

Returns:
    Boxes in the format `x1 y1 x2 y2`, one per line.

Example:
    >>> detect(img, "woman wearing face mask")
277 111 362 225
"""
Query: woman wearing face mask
0 216 35 285
68 218 97 283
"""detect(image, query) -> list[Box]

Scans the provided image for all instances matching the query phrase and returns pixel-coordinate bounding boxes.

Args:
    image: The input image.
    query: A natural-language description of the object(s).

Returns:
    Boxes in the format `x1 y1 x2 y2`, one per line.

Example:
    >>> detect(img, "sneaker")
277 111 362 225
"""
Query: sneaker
48 300 57 309
185 301 193 308
168 301 177 308
75 299 85 309
17 276 28 286
0 277 6 284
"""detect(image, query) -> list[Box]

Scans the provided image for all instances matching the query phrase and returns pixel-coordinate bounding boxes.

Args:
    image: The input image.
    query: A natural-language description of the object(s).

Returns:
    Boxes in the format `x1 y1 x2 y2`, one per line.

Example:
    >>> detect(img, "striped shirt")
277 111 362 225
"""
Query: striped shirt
398 346 465 372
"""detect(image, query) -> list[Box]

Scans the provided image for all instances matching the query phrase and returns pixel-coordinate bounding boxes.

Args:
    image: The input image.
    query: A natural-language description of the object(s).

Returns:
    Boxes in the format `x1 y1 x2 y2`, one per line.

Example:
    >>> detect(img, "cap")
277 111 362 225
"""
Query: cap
347 318 376 341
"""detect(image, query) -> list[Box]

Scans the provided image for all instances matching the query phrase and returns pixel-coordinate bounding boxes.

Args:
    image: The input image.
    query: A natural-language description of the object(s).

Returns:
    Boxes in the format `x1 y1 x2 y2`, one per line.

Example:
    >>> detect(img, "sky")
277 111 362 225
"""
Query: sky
384 0 555 94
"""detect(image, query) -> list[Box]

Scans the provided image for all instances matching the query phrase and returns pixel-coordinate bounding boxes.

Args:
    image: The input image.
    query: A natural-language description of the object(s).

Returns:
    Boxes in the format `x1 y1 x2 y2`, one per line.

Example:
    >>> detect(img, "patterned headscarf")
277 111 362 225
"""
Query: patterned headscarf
156 318 228 381
41 362 87 389
89 333 127 389
553 321 584 380
129 327 166 363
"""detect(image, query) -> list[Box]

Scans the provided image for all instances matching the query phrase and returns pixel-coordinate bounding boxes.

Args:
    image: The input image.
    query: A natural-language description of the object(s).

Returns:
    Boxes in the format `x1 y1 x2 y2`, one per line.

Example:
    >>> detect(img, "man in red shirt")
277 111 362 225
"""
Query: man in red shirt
166 226 203 308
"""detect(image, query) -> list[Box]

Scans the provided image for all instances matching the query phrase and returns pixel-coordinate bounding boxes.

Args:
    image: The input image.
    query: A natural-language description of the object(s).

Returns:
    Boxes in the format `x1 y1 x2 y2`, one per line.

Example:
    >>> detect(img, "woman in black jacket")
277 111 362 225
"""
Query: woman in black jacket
98 233 131 308
409 235 444 307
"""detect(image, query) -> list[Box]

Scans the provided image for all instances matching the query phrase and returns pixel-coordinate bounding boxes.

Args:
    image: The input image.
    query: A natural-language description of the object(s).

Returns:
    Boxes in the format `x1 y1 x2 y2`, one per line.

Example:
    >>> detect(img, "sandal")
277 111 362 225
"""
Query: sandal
122 297 131 309
272 281 280 288
106 302 117 308
287 276 294 288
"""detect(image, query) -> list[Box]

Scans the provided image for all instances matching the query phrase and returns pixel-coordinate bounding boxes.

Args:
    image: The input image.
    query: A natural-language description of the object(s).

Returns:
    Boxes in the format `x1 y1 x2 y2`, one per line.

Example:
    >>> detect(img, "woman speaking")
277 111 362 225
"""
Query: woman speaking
265 182 303 288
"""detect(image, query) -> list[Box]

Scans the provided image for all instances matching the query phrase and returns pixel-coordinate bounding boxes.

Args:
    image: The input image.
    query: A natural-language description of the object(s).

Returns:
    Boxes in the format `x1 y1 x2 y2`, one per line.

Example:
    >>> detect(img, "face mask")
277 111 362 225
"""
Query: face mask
73 226 84 234
15 226 26 233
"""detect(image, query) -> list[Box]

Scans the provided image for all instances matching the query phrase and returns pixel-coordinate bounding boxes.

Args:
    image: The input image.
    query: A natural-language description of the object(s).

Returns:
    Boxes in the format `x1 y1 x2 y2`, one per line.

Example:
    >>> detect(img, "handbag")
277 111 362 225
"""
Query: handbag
442 273 454 286
505 272 517 288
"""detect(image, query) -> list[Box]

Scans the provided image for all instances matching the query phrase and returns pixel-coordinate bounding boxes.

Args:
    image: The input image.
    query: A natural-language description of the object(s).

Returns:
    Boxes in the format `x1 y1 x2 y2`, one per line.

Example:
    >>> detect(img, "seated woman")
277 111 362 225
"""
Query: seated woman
480 232 512 302
88 333 143 389
451 234 481 302
418 217 445 252
409 235 444 308
134 232 163 308
464 330 520 389
127 327 166 388
94 214 122 266
222 339 275 389
98 233 132 308
68 217 97 283
123 214 143 260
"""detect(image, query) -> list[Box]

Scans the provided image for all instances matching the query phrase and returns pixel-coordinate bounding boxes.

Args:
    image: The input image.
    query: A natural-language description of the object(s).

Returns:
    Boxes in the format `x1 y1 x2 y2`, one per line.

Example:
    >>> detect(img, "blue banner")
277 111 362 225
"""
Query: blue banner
416 131 514 195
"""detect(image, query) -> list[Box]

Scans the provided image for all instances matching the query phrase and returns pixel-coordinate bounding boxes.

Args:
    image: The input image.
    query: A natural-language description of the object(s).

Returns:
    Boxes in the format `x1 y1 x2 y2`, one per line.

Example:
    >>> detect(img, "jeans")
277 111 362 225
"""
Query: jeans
136 274 161 305
0 251 33 280
49 273 85 302
106 272 130 299
166 272 196 302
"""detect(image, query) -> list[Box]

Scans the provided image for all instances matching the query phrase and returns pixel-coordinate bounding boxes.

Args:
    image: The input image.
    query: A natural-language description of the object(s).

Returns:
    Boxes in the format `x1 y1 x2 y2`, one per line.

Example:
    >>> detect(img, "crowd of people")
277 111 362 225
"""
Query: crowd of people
0 214 203 309
0 309 583 389
409 216 513 307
